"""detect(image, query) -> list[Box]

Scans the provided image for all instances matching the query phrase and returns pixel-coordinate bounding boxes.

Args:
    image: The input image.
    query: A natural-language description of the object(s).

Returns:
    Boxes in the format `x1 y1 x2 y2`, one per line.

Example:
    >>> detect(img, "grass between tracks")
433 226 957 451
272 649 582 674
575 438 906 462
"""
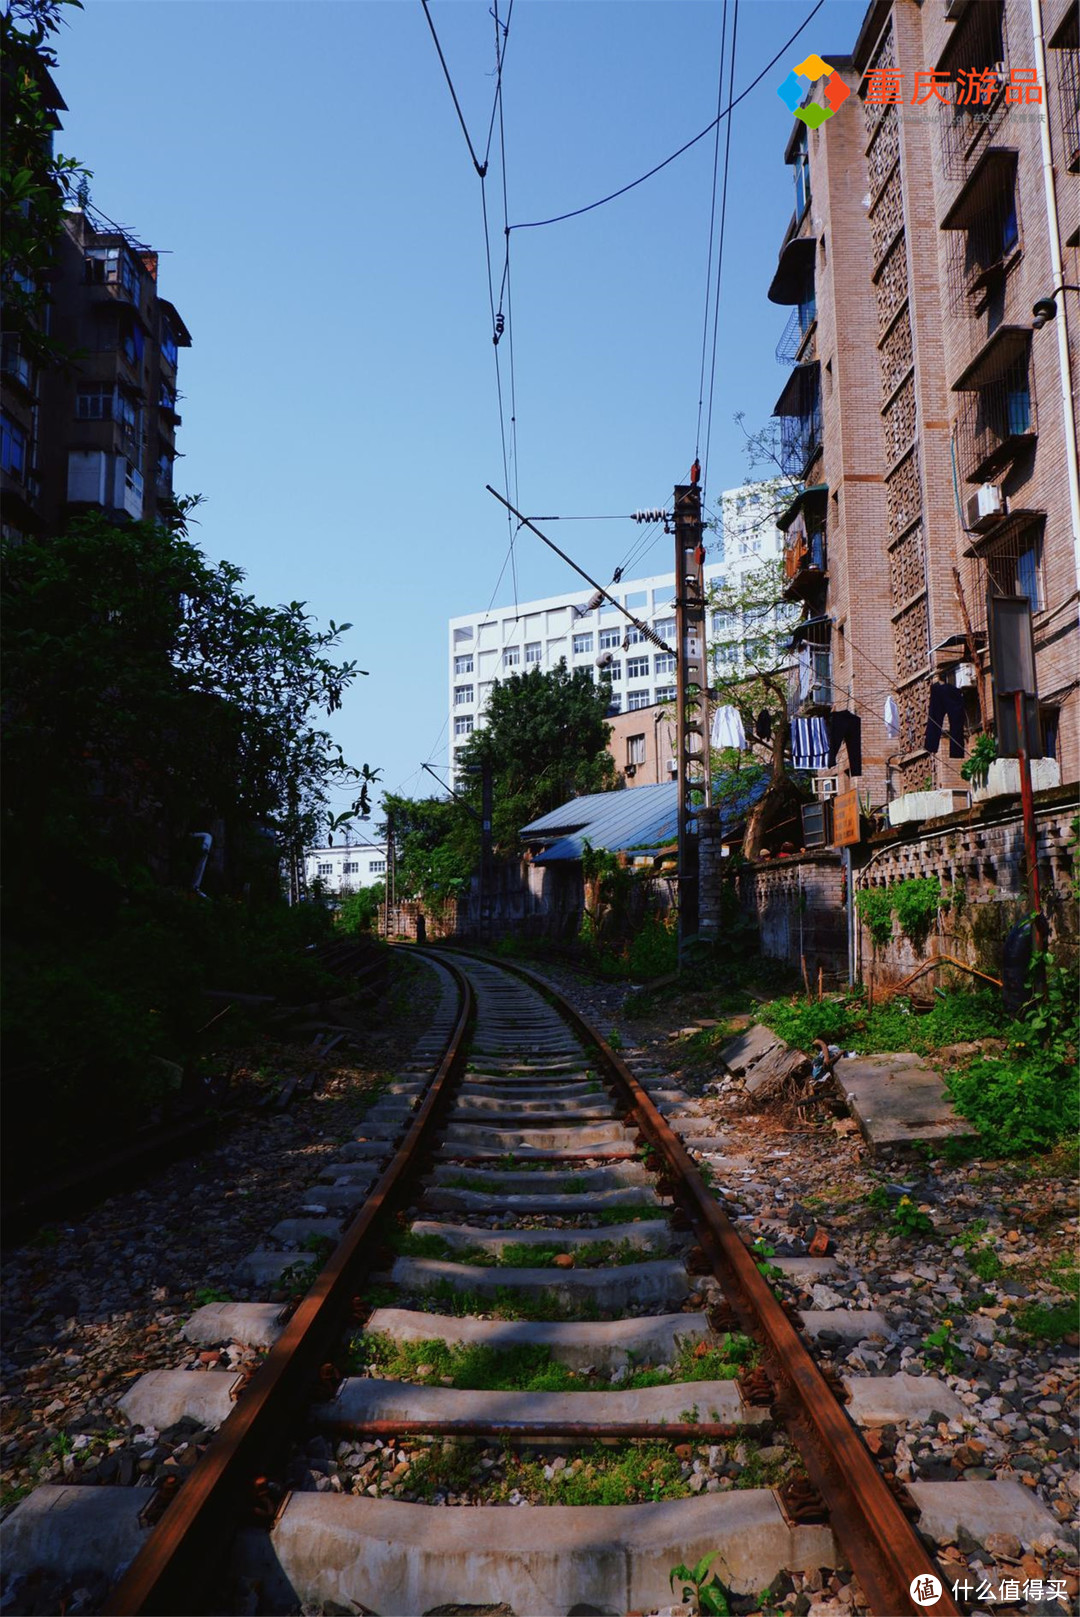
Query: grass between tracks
389 1230 666 1268
348 1331 756 1394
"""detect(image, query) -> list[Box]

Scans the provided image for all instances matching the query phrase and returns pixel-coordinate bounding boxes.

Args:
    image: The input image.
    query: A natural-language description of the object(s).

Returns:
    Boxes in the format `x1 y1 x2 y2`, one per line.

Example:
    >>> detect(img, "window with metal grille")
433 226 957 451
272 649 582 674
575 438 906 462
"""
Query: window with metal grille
938 1 1009 181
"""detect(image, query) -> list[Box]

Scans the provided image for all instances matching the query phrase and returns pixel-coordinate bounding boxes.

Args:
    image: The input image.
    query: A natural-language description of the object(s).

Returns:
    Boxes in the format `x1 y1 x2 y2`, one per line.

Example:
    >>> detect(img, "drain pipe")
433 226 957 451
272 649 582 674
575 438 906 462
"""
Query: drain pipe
1029 0 1080 592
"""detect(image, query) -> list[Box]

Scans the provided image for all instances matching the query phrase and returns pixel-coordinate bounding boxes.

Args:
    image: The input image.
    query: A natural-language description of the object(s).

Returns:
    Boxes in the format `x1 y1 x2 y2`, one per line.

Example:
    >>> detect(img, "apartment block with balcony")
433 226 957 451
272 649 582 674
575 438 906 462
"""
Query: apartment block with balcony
7 203 191 537
767 0 1079 806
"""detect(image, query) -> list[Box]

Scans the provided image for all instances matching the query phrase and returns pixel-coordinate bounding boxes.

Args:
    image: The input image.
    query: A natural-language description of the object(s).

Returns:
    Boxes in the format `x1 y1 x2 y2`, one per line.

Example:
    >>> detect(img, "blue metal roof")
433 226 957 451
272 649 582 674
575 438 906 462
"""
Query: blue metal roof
520 773 770 864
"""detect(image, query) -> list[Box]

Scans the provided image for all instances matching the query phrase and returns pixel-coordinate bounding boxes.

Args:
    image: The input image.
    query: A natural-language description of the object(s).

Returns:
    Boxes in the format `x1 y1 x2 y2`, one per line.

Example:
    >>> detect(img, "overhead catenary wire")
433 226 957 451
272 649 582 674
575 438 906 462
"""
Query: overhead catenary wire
695 0 730 462
509 0 826 232
702 0 740 500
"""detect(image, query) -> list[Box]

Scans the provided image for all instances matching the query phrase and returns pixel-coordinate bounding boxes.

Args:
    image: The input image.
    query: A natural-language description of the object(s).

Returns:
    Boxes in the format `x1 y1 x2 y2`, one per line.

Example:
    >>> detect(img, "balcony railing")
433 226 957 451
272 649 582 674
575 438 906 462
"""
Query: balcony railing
956 354 1036 482
778 406 823 480
775 300 817 365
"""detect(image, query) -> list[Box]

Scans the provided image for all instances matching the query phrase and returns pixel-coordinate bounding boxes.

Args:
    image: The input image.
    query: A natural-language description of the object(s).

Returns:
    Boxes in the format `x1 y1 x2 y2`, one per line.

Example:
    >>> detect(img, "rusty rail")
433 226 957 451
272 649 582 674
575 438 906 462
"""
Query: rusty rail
104 957 474 1616
493 955 960 1617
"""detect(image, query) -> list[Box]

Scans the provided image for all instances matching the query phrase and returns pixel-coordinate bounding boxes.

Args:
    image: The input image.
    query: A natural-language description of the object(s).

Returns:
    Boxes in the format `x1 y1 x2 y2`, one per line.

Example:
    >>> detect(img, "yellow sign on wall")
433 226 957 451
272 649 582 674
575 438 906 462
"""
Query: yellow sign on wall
833 789 861 847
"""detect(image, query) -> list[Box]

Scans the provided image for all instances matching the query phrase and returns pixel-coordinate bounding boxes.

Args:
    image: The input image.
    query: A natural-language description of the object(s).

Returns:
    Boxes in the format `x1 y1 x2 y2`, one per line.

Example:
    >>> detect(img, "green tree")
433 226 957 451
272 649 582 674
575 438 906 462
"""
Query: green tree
2 0 90 367
379 794 477 900
337 881 386 934
456 660 616 852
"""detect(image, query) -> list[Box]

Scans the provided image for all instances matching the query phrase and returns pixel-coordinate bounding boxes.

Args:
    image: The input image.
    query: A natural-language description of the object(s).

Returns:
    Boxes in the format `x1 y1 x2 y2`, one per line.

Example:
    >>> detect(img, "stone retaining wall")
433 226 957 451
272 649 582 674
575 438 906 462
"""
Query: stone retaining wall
735 852 849 986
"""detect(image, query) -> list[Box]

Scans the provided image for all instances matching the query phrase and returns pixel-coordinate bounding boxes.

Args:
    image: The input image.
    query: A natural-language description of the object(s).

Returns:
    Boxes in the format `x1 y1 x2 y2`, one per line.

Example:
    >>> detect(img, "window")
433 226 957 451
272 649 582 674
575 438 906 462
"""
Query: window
86 245 140 299
503 645 520 667
654 652 675 675
1 336 31 390
718 642 739 665
454 715 474 736
317 862 333 877
599 627 621 650
626 655 649 679
601 660 622 681
627 690 651 710
161 321 178 369
454 653 474 675
653 616 676 640
986 528 1043 613
625 626 646 645
655 685 676 703
454 684 474 706
159 380 177 412
76 383 114 420
525 641 541 664
369 860 386 875
343 861 359 875
1 412 26 479
793 129 811 219
627 734 646 766
572 632 593 655
606 695 622 714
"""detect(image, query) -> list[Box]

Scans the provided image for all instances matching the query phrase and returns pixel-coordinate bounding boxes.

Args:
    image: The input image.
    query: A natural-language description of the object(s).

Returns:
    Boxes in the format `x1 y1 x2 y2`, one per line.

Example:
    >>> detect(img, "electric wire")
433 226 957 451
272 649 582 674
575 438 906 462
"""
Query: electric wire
695 0 730 462
494 0 520 609
509 0 826 231
702 0 740 500
420 0 488 175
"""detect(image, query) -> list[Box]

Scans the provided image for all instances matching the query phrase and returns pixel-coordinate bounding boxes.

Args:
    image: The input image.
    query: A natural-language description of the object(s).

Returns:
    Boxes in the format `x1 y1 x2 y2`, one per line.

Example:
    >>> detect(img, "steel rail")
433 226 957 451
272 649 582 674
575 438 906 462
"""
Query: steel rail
104 956 475 1617
483 953 960 1617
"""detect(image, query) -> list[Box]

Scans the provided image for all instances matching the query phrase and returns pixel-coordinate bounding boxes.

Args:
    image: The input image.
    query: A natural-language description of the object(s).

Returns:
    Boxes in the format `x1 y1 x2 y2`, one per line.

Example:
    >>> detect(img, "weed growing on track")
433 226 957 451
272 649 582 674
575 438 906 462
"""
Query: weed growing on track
347 1331 757 1392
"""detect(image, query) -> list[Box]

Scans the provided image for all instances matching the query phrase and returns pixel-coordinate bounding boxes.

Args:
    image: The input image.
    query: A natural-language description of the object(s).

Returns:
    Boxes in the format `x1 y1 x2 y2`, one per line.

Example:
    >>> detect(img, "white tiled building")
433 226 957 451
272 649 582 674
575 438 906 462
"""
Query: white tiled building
447 482 787 781
305 841 387 896
717 478 789 586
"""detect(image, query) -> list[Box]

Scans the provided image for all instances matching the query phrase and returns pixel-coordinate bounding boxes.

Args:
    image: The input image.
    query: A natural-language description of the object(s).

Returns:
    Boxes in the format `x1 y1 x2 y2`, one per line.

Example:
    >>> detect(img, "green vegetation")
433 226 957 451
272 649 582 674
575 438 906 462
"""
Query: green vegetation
414 1279 603 1323
349 1329 755 1393
759 984 1007 1056
336 882 386 935
670 1553 731 1616
856 877 944 948
891 1195 933 1238
960 732 998 791
192 1287 230 1307
1013 1301 1076 1343
923 1319 962 1373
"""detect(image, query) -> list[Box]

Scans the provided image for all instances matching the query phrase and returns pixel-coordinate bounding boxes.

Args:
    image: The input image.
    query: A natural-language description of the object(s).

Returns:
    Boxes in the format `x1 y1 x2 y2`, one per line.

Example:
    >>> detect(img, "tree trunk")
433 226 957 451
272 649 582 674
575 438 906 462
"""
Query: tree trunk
742 716 791 860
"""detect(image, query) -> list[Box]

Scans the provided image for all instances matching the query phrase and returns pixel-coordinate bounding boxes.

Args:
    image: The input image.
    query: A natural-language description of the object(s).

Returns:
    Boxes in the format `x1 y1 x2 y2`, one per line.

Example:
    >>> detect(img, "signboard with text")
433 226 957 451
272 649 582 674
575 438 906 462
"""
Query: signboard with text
833 789 861 847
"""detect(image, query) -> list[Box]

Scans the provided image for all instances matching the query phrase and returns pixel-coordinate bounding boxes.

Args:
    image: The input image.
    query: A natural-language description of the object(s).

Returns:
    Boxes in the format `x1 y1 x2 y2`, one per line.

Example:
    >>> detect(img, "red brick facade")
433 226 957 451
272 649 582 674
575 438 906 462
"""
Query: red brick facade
769 0 1079 805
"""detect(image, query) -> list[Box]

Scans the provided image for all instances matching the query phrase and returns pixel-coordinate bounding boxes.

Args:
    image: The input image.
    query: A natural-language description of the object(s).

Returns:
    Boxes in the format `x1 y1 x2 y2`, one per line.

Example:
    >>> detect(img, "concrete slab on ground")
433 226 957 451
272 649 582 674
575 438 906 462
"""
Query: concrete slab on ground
261 1490 838 1613
119 1368 241 1430
909 1479 1073 1552
843 1372 967 1426
831 1053 976 1152
317 1377 744 1430
363 1307 711 1371
182 1301 285 1349
718 1024 780 1075
0 1486 148 1586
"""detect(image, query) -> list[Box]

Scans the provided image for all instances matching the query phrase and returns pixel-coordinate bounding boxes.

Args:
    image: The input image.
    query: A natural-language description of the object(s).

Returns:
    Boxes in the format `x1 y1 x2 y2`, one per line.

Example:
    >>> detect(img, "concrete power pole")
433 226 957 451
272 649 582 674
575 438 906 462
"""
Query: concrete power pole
673 478 712 964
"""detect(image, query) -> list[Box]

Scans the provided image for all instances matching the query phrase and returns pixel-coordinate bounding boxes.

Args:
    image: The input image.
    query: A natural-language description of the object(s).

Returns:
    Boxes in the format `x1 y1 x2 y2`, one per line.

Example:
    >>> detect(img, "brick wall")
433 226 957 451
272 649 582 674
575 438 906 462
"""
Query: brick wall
736 852 849 983
853 784 1079 981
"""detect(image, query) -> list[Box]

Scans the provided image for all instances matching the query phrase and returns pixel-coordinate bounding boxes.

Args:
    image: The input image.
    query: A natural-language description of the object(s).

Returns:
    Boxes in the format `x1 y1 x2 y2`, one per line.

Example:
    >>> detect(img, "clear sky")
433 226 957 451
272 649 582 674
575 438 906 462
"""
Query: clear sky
54 0 867 821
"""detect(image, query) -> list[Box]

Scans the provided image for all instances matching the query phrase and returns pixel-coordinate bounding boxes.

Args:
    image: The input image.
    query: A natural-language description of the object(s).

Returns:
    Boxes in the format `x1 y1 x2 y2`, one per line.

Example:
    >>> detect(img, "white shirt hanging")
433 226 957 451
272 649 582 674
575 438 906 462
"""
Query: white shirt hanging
884 694 900 741
710 705 747 751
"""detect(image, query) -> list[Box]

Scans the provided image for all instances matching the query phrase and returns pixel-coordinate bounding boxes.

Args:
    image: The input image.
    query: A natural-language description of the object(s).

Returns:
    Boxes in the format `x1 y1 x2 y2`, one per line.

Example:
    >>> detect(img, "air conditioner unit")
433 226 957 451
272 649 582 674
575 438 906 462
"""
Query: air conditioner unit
820 777 839 798
955 661 978 688
625 763 637 779
966 484 1007 532
667 759 679 775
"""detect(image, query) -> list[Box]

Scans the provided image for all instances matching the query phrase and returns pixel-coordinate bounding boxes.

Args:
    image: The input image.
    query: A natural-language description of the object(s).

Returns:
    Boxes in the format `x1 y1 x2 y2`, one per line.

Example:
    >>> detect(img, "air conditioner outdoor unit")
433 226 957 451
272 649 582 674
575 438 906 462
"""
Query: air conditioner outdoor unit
820 777 839 798
667 759 678 775
966 484 1007 532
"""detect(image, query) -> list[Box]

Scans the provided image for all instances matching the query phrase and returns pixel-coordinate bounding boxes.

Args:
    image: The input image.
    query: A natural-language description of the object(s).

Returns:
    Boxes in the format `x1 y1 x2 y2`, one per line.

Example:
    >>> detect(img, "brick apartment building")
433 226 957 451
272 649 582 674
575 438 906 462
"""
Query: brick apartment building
767 0 1079 806
2 198 190 539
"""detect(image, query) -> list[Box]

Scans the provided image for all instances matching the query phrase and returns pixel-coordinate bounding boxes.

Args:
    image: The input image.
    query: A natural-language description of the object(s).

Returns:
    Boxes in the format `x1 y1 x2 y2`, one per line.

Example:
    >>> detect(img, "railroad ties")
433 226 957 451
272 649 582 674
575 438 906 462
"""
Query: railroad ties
2 953 1071 1616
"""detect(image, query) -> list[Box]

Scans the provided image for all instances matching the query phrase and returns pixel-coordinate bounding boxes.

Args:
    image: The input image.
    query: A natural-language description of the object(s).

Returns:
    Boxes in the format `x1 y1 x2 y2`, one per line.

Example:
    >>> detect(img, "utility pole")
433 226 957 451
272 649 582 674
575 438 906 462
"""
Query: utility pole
480 758 494 942
673 475 712 963
383 813 395 939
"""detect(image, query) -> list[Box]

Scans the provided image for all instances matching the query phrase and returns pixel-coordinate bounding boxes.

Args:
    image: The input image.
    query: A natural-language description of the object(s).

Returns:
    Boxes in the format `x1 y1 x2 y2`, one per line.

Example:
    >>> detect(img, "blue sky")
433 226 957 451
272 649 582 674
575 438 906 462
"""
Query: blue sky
55 0 866 818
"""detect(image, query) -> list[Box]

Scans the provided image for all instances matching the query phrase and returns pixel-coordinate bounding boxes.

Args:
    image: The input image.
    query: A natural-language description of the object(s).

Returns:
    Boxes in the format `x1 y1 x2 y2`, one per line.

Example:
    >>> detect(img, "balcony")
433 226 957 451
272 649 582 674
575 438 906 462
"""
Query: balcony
788 615 833 713
778 484 828 602
953 326 1036 481
775 300 817 365
1048 4 1080 171
941 147 1020 314
937 0 1011 183
773 362 822 481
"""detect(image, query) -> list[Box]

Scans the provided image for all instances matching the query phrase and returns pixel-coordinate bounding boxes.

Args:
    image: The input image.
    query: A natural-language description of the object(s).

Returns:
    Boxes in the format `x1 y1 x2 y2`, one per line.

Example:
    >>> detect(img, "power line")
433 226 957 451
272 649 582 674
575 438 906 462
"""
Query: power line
420 0 488 176
702 0 740 499
695 0 730 462
509 0 826 232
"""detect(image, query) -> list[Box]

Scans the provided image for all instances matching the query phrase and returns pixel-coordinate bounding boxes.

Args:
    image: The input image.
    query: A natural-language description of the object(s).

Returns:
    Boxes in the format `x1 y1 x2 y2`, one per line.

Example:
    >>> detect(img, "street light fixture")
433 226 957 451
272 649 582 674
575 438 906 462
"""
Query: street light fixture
1031 283 1080 329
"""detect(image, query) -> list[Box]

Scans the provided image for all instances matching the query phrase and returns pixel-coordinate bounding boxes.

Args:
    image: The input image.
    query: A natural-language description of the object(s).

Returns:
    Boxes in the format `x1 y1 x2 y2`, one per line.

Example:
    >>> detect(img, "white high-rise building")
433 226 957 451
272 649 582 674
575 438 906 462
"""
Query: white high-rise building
447 481 787 781
717 478 790 586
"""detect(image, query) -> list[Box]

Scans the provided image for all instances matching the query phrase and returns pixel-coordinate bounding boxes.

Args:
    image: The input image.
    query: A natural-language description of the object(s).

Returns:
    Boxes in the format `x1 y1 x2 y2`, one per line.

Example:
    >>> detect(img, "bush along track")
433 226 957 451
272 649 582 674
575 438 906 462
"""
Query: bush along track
2 952 1076 1617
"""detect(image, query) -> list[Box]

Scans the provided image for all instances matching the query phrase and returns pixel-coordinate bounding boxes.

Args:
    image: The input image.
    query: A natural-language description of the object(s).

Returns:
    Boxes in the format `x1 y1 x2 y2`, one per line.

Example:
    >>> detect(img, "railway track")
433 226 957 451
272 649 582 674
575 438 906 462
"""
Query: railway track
1 949 1068 1615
